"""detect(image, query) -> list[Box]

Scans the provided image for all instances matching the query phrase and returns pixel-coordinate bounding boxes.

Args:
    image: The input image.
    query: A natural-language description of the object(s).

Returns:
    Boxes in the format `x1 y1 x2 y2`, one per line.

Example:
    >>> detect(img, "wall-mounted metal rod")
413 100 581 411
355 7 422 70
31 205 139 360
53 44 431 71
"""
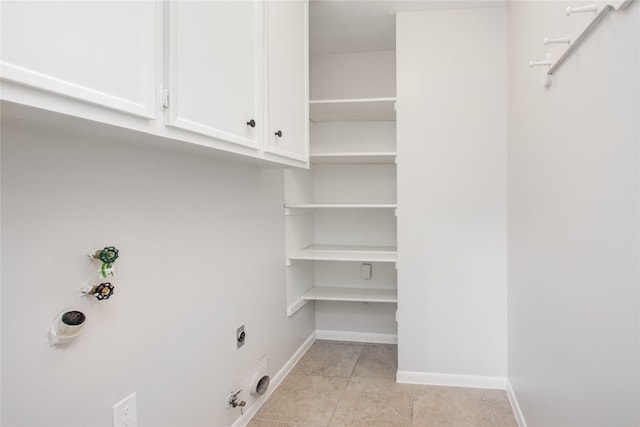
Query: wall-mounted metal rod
539 0 632 87
544 37 571 45
549 5 613 75
566 5 598 15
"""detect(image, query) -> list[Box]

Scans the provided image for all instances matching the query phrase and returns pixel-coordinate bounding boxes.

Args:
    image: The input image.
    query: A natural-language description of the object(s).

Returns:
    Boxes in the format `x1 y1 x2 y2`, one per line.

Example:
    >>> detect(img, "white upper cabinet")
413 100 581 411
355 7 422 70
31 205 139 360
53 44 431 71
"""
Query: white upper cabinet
0 1 157 118
1 1 309 168
165 0 262 150
264 0 309 162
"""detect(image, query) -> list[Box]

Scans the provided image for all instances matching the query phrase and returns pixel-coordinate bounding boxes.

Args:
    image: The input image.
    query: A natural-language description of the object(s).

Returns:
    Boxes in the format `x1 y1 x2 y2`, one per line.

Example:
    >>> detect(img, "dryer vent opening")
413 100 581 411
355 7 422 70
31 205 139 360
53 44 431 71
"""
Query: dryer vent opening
252 375 270 396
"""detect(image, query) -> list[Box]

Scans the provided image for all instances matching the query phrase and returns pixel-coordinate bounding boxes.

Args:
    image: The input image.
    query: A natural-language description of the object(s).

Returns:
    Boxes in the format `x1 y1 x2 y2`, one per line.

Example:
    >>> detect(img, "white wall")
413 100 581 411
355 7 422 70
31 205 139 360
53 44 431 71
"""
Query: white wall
507 1 640 425
0 120 315 427
310 50 395 99
396 7 508 382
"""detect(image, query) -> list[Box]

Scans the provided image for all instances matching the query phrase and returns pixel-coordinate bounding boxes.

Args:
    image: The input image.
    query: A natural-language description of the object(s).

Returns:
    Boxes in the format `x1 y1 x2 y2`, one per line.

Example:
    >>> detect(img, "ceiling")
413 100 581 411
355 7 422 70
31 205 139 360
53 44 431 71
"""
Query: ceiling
309 0 507 55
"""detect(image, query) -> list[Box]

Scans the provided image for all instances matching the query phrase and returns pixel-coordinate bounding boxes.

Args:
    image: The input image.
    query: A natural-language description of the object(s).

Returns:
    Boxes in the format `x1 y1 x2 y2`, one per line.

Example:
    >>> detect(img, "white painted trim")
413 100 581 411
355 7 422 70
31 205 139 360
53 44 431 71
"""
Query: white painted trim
0 62 155 119
506 380 527 427
230 331 316 427
396 370 506 390
315 329 398 344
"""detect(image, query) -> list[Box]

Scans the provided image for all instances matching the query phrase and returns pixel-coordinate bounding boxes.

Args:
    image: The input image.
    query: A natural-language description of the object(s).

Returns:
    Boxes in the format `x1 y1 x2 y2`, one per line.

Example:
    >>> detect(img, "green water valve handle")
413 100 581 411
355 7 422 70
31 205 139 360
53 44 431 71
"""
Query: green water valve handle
94 246 119 264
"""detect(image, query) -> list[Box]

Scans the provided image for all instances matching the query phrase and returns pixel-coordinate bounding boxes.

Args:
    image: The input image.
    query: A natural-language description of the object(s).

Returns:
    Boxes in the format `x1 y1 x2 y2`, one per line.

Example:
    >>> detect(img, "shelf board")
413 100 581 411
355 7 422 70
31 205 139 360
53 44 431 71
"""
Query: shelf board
309 97 396 122
310 152 397 164
285 203 397 209
287 244 397 263
301 286 397 303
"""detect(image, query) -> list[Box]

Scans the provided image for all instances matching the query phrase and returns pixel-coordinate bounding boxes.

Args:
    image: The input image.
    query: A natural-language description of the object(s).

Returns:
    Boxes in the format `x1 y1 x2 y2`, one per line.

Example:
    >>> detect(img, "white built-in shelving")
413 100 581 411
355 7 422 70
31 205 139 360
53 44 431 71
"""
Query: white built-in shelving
309 97 396 122
310 152 397 164
284 94 398 316
287 244 397 263
285 203 397 209
301 286 397 303
285 60 398 330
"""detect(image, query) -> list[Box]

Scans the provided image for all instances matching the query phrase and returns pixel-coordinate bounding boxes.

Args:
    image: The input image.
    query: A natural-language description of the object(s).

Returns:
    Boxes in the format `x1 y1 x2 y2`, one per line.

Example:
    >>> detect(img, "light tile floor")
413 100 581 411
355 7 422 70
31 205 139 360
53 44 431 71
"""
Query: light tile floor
249 340 518 427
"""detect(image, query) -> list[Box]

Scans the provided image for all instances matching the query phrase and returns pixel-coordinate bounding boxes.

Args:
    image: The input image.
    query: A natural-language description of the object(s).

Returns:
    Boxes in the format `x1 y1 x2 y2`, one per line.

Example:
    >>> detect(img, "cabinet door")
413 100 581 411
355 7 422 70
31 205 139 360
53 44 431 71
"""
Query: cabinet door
0 1 157 119
166 0 262 150
265 0 308 162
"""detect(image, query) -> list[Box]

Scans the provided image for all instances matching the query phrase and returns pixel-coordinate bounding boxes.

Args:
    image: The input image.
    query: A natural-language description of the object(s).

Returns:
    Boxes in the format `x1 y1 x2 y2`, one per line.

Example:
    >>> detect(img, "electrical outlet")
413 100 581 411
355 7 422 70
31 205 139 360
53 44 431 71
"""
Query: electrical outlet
361 263 372 280
237 324 246 349
113 393 137 427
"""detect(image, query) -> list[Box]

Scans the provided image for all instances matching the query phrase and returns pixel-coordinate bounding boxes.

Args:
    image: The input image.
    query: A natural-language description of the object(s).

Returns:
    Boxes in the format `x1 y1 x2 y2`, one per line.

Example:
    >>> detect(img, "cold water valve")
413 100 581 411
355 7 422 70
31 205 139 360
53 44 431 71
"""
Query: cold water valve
89 246 119 279
92 246 119 264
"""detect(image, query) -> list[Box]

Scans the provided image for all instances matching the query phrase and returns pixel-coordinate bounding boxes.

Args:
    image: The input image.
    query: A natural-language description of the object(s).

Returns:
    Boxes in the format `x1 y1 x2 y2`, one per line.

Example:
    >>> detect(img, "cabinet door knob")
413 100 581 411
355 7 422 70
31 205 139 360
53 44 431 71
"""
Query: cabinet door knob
274 130 283 137
246 119 256 128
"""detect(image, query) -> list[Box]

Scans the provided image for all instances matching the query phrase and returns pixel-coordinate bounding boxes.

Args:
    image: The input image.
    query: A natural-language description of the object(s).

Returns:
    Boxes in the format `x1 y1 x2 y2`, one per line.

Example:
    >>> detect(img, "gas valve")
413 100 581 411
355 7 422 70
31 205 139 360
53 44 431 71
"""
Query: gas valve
81 282 114 301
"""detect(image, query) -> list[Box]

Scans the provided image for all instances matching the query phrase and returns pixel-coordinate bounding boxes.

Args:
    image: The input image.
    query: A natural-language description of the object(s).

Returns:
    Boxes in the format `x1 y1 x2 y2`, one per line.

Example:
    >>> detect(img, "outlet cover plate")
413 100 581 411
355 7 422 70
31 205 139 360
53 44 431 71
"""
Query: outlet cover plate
113 392 138 427
237 324 245 349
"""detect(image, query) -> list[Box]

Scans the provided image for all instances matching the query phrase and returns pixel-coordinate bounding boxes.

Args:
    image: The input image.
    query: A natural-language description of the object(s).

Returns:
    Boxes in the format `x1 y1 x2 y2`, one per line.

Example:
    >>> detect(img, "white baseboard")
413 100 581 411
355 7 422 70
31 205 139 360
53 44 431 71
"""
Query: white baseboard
315 329 398 344
396 370 507 390
231 331 316 427
506 379 527 427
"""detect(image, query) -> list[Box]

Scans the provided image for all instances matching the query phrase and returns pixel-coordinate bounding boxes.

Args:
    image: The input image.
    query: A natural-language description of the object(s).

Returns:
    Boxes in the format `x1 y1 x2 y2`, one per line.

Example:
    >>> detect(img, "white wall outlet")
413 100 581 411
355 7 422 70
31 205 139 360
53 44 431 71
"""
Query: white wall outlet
361 263 372 280
113 392 138 427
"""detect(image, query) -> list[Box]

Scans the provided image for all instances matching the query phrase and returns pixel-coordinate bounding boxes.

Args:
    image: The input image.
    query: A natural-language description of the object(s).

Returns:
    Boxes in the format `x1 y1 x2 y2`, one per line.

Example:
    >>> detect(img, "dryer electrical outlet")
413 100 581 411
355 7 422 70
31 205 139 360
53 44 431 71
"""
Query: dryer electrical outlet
236 324 246 349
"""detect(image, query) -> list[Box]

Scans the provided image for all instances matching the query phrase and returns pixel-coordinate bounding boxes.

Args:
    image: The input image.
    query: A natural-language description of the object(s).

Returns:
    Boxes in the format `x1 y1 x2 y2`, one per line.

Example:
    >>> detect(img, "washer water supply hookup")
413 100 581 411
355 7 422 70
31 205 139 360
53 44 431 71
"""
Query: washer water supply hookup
90 246 119 264
81 282 114 301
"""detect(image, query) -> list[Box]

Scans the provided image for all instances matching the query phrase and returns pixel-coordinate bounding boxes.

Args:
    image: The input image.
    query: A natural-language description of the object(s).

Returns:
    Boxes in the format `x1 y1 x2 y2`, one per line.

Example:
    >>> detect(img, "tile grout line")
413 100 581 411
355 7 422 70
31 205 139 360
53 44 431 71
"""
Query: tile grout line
325 345 365 426
347 343 366 378
409 393 415 425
